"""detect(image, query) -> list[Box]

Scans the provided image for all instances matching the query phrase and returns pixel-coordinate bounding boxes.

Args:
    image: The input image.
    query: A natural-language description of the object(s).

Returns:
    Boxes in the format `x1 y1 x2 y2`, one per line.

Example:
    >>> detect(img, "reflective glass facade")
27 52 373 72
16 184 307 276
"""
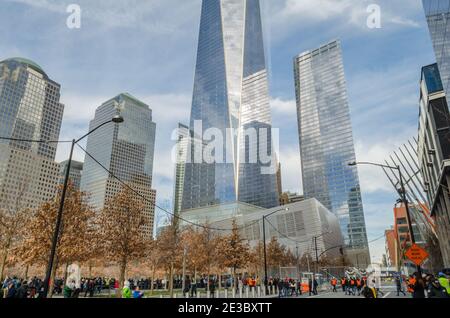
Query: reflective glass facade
80 93 156 236
418 64 450 266
0 58 63 210
294 41 370 264
181 0 279 211
173 123 189 215
423 0 450 110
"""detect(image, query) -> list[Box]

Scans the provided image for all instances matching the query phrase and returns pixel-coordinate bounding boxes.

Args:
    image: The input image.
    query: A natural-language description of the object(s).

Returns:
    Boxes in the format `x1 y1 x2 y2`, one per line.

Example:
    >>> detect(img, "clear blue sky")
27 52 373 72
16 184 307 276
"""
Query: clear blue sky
0 0 437 263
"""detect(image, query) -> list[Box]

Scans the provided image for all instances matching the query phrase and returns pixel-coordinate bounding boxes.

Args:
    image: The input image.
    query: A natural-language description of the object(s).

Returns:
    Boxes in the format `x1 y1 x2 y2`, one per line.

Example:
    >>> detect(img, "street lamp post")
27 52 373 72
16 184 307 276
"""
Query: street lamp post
262 207 288 294
42 115 124 297
349 161 422 276
314 236 318 284
311 231 331 291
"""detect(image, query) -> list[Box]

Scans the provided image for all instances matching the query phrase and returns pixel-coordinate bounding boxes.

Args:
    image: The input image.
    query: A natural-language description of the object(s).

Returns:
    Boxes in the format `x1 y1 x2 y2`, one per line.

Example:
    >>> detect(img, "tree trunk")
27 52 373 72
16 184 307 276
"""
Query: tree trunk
119 258 127 295
48 260 59 298
150 265 156 296
194 267 197 287
169 262 174 298
233 267 237 292
63 263 69 286
24 265 29 281
0 247 8 282
206 266 210 292
88 263 92 278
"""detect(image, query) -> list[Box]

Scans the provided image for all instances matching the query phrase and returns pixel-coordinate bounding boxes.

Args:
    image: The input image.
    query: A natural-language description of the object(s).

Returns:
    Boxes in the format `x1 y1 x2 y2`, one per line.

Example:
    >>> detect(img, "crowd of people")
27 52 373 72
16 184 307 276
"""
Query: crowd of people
0 275 177 298
1 277 45 298
339 276 366 296
2 269 449 299
404 271 450 298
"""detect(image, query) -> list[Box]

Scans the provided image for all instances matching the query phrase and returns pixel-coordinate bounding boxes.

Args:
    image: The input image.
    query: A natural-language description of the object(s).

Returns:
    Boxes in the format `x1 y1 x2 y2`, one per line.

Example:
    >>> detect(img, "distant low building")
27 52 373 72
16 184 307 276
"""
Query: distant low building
181 199 345 262
385 228 398 268
280 192 305 205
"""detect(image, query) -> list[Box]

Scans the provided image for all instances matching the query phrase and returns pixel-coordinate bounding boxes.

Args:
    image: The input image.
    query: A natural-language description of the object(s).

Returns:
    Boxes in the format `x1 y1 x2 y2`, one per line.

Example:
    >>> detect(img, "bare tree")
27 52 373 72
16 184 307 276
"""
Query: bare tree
216 220 250 290
156 221 182 297
95 187 152 295
14 183 95 297
0 180 30 281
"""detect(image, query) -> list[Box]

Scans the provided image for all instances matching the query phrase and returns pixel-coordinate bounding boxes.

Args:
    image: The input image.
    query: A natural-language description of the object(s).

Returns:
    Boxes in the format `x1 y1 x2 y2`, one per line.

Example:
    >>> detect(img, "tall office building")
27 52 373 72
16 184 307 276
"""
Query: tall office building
59 160 83 190
293 40 370 266
173 123 189 215
0 58 63 211
80 93 157 236
181 0 279 212
418 63 450 266
423 0 450 110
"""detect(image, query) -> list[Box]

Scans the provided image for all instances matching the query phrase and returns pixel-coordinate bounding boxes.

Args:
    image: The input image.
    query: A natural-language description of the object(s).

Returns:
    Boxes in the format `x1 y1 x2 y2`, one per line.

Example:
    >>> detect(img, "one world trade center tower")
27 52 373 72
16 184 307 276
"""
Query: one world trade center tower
181 0 279 211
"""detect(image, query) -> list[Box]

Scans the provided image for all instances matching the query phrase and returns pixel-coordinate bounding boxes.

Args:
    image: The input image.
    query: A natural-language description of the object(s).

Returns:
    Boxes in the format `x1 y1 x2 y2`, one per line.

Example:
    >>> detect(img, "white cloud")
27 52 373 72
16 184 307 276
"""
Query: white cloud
278 0 353 22
390 16 421 28
270 97 297 116
355 138 411 194
263 0 424 45
279 147 302 194
6 0 200 34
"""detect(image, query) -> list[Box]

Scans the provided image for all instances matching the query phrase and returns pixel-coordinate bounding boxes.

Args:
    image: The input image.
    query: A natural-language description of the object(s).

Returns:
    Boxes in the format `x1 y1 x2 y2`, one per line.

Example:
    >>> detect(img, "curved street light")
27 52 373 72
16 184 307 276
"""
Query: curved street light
42 115 124 297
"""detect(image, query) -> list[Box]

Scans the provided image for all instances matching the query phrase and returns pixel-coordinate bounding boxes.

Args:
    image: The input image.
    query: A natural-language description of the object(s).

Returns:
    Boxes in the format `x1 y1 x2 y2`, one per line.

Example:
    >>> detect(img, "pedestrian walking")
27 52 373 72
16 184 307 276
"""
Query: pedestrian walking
437 272 450 297
132 286 144 298
349 277 356 296
190 279 197 298
411 273 426 299
356 278 362 296
122 281 132 299
341 277 346 294
312 278 318 295
16 281 28 299
395 276 406 296
373 279 384 297
289 280 298 297
5 281 16 298
63 280 76 298
362 284 377 298
331 278 337 292
427 276 448 298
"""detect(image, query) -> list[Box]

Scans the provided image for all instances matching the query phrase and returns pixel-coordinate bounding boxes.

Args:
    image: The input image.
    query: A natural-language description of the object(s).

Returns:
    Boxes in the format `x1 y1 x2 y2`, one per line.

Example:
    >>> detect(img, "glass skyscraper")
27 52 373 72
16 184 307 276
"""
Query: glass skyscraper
293 41 370 266
80 93 157 236
181 0 279 211
173 123 189 215
0 58 63 210
423 0 450 111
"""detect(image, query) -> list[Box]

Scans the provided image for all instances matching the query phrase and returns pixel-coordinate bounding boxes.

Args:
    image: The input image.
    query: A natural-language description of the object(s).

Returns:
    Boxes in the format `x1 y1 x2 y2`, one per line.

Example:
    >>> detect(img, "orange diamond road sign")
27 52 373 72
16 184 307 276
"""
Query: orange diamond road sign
405 244 429 266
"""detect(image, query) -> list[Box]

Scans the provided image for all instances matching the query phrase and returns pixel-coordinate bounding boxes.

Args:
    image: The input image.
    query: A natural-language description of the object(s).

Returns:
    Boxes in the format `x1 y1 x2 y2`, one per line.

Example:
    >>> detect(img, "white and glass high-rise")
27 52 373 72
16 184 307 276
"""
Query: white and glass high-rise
423 0 450 111
181 0 279 211
294 41 370 266
0 58 64 210
80 93 157 236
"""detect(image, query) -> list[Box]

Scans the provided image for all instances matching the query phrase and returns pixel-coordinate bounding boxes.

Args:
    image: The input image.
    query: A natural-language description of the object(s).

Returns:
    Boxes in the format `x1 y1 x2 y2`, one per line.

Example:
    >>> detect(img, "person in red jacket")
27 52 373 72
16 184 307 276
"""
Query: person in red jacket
331 278 337 292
